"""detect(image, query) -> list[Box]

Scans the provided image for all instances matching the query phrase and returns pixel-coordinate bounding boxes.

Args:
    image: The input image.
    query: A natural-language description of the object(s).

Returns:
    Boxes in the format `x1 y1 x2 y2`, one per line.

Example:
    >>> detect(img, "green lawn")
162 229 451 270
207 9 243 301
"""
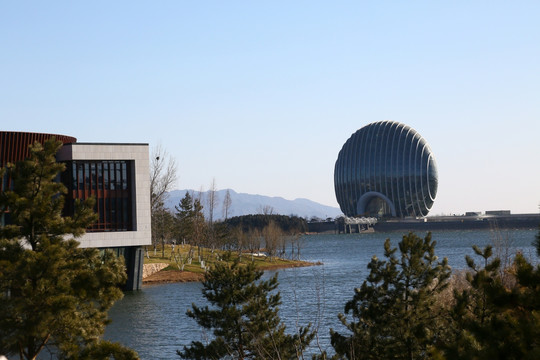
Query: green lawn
143 244 313 274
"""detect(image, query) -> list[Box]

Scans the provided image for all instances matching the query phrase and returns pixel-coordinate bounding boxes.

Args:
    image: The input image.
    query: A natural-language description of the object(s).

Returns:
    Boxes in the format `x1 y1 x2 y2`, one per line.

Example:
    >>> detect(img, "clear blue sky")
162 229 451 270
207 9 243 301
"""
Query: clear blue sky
2 1 539 215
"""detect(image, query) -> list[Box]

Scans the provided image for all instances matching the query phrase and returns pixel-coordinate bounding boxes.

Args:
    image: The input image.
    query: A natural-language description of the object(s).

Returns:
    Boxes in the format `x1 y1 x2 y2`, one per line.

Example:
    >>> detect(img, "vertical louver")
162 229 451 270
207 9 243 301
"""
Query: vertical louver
1 131 76 167
334 121 438 218
1 131 77 190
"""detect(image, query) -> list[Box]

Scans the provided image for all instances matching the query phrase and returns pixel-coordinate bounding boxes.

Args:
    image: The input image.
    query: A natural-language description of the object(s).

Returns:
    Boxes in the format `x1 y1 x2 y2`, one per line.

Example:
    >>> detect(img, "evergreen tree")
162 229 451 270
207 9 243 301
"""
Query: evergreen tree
175 192 206 244
154 203 176 258
178 261 314 359
0 139 136 360
175 191 195 242
439 244 540 359
533 223 540 257
224 214 308 235
329 232 451 360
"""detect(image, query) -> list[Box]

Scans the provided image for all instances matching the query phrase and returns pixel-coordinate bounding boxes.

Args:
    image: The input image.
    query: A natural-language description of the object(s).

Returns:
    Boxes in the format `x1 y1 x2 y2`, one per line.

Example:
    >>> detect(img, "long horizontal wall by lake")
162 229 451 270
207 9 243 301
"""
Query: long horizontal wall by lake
308 213 540 234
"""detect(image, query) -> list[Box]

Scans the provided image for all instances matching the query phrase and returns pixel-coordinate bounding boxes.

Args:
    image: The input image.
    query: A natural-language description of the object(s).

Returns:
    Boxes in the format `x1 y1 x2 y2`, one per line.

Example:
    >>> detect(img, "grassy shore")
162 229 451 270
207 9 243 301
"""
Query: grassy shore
143 244 317 283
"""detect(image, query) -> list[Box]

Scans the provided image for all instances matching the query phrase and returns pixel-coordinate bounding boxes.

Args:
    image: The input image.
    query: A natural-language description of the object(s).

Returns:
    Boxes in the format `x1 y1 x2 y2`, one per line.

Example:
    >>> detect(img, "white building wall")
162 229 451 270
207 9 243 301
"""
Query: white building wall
57 143 151 248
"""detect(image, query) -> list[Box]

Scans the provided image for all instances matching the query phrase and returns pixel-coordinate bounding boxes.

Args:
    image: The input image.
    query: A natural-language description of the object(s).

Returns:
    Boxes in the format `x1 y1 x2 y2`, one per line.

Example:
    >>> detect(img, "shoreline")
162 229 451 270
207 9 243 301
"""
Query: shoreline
142 260 319 285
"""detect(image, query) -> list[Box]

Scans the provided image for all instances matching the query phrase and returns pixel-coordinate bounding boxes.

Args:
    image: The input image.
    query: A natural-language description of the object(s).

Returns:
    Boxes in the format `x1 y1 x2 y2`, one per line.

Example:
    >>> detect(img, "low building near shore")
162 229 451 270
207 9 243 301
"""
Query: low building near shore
1 131 151 290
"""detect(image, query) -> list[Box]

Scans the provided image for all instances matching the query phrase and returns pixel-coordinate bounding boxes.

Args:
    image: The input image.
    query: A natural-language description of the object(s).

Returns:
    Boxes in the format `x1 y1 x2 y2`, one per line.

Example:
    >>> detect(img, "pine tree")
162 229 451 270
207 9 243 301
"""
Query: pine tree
329 232 451 360
178 261 314 359
440 244 540 359
0 139 136 360
175 191 206 243
175 191 194 240
533 223 540 257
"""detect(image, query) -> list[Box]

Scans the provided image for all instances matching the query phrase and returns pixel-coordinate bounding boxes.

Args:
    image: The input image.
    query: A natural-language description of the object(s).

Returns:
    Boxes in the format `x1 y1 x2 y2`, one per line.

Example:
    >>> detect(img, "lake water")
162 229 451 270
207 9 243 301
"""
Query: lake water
105 229 538 359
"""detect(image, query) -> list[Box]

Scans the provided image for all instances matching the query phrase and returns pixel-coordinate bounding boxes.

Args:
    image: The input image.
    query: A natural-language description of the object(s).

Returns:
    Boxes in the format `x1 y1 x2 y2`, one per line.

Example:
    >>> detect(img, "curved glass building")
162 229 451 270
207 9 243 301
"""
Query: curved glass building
334 121 438 218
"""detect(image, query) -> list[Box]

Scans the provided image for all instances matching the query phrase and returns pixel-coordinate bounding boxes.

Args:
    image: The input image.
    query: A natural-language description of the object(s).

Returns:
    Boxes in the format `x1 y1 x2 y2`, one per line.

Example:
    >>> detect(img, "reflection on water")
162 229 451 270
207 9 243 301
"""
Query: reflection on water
105 229 537 359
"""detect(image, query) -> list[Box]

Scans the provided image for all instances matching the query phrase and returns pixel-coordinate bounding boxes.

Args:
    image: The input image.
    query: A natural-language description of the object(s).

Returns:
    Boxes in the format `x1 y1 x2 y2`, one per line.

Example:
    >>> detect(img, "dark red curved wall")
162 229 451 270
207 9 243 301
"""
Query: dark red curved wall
0 131 76 167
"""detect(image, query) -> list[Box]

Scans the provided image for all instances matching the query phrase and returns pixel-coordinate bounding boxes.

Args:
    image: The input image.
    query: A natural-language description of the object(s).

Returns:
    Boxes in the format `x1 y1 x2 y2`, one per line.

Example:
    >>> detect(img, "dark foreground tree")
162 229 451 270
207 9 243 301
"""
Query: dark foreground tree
534 223 540 257
329 232 451 360
0 139 136 360
438 244 540 359
178 261 314 359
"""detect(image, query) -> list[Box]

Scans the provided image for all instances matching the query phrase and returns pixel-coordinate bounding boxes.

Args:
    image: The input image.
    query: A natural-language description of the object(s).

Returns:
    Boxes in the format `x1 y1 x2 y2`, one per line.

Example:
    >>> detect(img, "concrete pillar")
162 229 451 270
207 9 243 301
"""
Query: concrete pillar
124 246 144 291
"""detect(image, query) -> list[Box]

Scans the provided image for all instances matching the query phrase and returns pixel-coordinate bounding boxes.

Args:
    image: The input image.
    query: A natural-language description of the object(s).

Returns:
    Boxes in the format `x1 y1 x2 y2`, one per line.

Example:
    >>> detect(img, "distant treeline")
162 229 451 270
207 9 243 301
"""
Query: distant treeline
223 214 308 234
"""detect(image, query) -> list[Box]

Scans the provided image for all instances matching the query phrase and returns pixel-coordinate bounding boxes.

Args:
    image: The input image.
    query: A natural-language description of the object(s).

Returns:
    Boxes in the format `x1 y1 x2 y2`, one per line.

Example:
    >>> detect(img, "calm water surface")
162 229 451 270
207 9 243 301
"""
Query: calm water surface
105 229 537 359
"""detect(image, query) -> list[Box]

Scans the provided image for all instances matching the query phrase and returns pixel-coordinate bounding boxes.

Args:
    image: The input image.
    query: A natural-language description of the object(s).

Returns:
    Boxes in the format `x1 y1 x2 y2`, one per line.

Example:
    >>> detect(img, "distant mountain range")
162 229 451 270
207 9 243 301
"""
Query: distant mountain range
164 189 343 221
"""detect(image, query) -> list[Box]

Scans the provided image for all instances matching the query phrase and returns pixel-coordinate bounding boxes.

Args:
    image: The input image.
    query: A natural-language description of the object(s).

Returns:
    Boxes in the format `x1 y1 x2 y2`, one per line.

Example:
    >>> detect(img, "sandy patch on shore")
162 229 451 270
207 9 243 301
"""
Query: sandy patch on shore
143 270 205 284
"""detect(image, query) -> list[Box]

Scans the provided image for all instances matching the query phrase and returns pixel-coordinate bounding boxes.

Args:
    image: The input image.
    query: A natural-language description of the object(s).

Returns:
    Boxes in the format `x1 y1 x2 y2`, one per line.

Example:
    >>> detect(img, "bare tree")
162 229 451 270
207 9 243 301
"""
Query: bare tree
192 189 207 259
246 228 262 261
288 233 304 260
231 225 245 259
258 204 275 216
205 178 221 252
150 144 178 214
262 220 283 262
207 178 218 225
150 144 178 253
222 189 232 220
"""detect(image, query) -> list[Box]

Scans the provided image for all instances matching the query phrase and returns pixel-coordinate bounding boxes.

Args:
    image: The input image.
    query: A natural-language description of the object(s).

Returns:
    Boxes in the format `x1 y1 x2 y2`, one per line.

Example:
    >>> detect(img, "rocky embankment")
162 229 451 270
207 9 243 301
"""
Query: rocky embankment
142 263 204 284
142 263 169 279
